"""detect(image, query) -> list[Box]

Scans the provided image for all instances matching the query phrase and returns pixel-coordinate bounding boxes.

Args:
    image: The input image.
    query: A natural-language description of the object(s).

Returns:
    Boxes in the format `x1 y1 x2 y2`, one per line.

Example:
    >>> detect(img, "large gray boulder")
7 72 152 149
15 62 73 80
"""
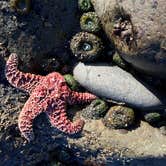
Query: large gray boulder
73 62 166 110
91 0 166 79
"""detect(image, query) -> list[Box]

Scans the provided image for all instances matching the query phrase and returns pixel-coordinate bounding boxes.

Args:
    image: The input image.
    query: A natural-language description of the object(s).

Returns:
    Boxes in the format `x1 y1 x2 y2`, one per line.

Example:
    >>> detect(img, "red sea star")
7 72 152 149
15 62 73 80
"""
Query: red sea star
5 53 97 142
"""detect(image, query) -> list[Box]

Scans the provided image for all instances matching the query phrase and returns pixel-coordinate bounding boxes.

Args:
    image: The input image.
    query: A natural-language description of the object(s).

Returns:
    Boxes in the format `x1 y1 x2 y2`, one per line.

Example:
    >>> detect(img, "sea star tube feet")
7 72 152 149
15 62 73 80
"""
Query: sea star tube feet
5 53 97 141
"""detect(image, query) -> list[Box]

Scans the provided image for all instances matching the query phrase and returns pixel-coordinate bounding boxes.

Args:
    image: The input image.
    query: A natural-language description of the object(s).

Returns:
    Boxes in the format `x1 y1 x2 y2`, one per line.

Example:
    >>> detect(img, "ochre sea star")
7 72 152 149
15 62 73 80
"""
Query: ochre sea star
5 53 97 141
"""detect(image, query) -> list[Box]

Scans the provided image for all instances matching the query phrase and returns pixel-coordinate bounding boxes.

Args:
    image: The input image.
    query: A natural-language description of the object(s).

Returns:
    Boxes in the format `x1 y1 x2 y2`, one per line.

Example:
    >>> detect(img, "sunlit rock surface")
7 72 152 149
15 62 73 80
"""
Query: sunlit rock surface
92 0 166 79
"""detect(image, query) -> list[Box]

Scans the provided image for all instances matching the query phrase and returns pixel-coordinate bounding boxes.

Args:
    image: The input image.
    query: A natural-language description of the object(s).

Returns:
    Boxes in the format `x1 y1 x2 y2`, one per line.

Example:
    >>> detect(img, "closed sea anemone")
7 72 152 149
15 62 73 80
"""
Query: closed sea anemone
64 74 79 91
103 106 135 129
81 99 108 120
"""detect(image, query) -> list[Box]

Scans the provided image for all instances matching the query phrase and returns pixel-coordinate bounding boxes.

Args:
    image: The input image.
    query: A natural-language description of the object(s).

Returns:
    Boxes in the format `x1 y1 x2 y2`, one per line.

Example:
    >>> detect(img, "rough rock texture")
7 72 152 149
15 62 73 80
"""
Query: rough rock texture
68 119 166 159
0 0 80 73
92 0 166 79
0 77 81 166
0 55 166 165
73 62 166 110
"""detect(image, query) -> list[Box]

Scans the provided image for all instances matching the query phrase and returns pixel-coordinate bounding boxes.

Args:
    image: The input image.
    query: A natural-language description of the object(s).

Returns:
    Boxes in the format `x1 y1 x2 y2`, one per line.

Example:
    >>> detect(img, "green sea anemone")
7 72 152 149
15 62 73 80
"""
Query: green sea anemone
113 52 128 69
103 106 135 129
81 99 108 119
64 74 79 91
78 0 93 12
70 32 103 62
144 112 161 124
10 0 31 14
80 12 101 33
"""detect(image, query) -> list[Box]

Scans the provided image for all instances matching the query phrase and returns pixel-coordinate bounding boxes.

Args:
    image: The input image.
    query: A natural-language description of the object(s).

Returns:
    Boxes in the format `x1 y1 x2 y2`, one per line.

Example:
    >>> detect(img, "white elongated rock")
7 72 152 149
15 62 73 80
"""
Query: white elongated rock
74 63 165 110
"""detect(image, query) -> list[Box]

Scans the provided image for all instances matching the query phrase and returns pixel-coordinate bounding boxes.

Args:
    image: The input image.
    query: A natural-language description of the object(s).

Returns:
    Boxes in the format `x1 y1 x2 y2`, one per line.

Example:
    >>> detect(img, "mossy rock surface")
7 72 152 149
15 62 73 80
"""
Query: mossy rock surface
92 0 166 79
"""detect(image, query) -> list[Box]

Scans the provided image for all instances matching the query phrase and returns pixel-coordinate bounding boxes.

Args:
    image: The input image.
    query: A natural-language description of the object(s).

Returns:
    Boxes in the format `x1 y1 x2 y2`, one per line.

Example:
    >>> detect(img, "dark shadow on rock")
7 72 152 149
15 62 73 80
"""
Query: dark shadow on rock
0 113 68 166
0 104 165 166
0 54 7 84
47 145 166 166
0 112 105 166
0 0 81 73
125 156 166 166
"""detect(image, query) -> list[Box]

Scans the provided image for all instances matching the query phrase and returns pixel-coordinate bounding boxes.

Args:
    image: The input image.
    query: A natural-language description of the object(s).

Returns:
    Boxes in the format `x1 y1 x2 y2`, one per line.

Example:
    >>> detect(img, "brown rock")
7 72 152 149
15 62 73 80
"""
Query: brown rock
92 0 166 79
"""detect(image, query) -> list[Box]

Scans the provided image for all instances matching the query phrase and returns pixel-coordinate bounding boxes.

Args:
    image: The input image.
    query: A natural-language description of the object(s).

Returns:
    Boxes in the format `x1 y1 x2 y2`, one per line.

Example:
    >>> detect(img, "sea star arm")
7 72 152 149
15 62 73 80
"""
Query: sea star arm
46 100 84 134
5 53 43 93
18 98 44 142
67 91 97 105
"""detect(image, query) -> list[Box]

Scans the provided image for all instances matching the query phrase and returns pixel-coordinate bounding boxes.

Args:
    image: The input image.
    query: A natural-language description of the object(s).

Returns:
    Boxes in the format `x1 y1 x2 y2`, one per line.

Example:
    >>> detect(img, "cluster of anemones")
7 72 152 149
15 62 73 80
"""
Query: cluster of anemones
70 0 104 62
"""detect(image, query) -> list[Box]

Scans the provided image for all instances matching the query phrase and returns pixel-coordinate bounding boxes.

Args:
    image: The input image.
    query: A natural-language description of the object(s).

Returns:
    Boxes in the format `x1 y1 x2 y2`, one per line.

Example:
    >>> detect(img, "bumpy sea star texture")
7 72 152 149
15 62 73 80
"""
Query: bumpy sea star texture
5 53 96 141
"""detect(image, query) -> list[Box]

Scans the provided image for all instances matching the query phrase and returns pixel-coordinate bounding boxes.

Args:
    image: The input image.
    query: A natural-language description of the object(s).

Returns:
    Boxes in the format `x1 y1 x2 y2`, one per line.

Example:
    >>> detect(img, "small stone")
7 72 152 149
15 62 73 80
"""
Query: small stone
103 106 135 129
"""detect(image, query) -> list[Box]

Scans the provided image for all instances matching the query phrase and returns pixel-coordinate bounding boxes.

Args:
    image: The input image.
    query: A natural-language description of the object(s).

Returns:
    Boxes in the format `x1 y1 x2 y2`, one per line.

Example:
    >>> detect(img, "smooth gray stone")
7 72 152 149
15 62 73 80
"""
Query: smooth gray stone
73 63 166 110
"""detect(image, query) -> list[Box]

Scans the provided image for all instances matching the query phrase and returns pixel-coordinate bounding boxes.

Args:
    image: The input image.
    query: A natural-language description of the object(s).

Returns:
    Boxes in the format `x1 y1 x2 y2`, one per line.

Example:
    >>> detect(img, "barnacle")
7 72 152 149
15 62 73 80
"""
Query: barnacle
101 5 137 54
